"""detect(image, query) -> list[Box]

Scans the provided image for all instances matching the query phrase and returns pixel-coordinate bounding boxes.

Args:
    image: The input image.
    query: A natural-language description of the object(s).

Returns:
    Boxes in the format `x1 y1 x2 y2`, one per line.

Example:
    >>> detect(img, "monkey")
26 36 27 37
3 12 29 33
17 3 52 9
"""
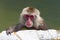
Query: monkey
6 7 48 35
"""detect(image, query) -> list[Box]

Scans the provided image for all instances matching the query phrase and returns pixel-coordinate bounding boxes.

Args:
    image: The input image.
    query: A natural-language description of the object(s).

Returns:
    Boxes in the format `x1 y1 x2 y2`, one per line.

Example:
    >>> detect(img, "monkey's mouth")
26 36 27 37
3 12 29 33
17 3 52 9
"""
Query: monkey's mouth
26 23 32 28
27 24 31 26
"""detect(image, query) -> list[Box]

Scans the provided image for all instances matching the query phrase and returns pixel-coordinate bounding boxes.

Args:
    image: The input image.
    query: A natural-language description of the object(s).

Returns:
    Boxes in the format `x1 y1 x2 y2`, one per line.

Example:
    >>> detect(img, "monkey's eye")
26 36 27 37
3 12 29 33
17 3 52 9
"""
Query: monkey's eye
24 15 29 19
30 15 35 20
23 14 35 20
24 15 29 17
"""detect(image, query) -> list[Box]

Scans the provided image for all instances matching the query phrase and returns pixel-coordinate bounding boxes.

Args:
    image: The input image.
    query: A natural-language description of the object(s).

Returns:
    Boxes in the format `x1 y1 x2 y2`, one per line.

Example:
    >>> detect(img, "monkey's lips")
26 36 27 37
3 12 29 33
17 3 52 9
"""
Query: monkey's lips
27 24 31 26
26 23 32 28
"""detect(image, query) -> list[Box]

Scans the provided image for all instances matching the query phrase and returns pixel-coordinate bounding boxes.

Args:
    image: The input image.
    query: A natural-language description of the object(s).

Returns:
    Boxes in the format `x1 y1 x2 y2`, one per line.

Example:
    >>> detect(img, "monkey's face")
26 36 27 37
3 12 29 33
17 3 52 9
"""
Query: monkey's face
23 14 36 28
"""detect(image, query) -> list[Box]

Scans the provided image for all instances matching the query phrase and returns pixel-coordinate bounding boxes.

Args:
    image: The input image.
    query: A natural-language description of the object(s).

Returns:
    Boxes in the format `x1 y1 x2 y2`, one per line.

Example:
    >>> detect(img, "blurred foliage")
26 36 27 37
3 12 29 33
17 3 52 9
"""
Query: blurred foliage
0 0 60 31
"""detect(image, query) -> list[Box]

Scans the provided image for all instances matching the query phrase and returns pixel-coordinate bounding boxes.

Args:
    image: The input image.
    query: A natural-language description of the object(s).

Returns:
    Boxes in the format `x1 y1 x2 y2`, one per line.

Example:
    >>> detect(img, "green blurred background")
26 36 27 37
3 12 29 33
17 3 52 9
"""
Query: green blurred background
0 0 60 32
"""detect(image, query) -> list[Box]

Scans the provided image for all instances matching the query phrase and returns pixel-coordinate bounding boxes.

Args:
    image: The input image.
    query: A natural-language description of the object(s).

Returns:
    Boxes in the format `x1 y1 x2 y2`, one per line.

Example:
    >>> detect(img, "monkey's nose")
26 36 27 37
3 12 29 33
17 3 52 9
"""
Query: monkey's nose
25 18 33 27
26 21 31 26
27 23 31 26
26 21 32 27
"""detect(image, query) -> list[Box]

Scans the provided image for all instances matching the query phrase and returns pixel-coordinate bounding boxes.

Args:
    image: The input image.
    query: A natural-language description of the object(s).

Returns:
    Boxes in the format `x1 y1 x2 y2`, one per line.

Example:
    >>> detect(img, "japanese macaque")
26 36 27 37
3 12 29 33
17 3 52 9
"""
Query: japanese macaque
6 7 48 35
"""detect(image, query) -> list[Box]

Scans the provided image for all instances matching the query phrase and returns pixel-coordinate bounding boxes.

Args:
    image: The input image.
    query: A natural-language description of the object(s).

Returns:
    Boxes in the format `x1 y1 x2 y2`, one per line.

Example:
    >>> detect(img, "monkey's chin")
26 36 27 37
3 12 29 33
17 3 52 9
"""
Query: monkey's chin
26 25 33 28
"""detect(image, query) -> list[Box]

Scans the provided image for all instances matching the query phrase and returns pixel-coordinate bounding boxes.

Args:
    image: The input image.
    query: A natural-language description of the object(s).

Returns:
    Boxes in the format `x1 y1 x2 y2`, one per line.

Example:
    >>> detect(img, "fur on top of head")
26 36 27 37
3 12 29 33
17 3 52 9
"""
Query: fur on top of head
21 7 40 15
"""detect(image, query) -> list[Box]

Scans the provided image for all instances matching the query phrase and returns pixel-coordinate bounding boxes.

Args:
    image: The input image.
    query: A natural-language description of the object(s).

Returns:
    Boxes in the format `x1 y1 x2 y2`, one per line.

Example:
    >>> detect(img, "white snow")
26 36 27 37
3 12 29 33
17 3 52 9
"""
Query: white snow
0 29 60 40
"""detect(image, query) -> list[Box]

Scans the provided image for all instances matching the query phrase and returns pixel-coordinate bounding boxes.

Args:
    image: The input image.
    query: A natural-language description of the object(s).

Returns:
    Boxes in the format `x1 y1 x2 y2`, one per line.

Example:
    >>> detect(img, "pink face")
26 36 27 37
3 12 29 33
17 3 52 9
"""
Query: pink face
24 14 35 20
24 14 35 28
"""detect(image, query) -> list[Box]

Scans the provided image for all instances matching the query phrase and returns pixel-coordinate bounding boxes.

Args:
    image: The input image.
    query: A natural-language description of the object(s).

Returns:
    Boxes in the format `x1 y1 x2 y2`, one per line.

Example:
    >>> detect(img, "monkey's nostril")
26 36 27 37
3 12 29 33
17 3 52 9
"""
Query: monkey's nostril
26 21 31 26
27 20 31 25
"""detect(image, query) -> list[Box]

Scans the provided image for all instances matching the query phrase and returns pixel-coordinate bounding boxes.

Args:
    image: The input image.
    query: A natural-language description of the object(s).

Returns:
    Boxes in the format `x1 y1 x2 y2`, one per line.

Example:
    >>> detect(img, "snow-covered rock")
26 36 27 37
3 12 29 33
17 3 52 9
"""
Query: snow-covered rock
0 29 60 40
37 29 58 40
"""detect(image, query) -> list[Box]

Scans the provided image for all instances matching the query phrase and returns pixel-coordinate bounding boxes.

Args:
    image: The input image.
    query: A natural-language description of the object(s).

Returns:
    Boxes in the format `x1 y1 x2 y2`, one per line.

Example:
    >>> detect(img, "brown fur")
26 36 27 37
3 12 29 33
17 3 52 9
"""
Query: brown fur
27 7 35 13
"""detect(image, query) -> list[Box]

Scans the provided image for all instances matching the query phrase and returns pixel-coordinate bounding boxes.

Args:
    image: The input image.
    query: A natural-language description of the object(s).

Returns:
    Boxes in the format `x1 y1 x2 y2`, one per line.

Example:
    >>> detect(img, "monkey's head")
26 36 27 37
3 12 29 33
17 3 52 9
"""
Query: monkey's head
20 7 40 28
